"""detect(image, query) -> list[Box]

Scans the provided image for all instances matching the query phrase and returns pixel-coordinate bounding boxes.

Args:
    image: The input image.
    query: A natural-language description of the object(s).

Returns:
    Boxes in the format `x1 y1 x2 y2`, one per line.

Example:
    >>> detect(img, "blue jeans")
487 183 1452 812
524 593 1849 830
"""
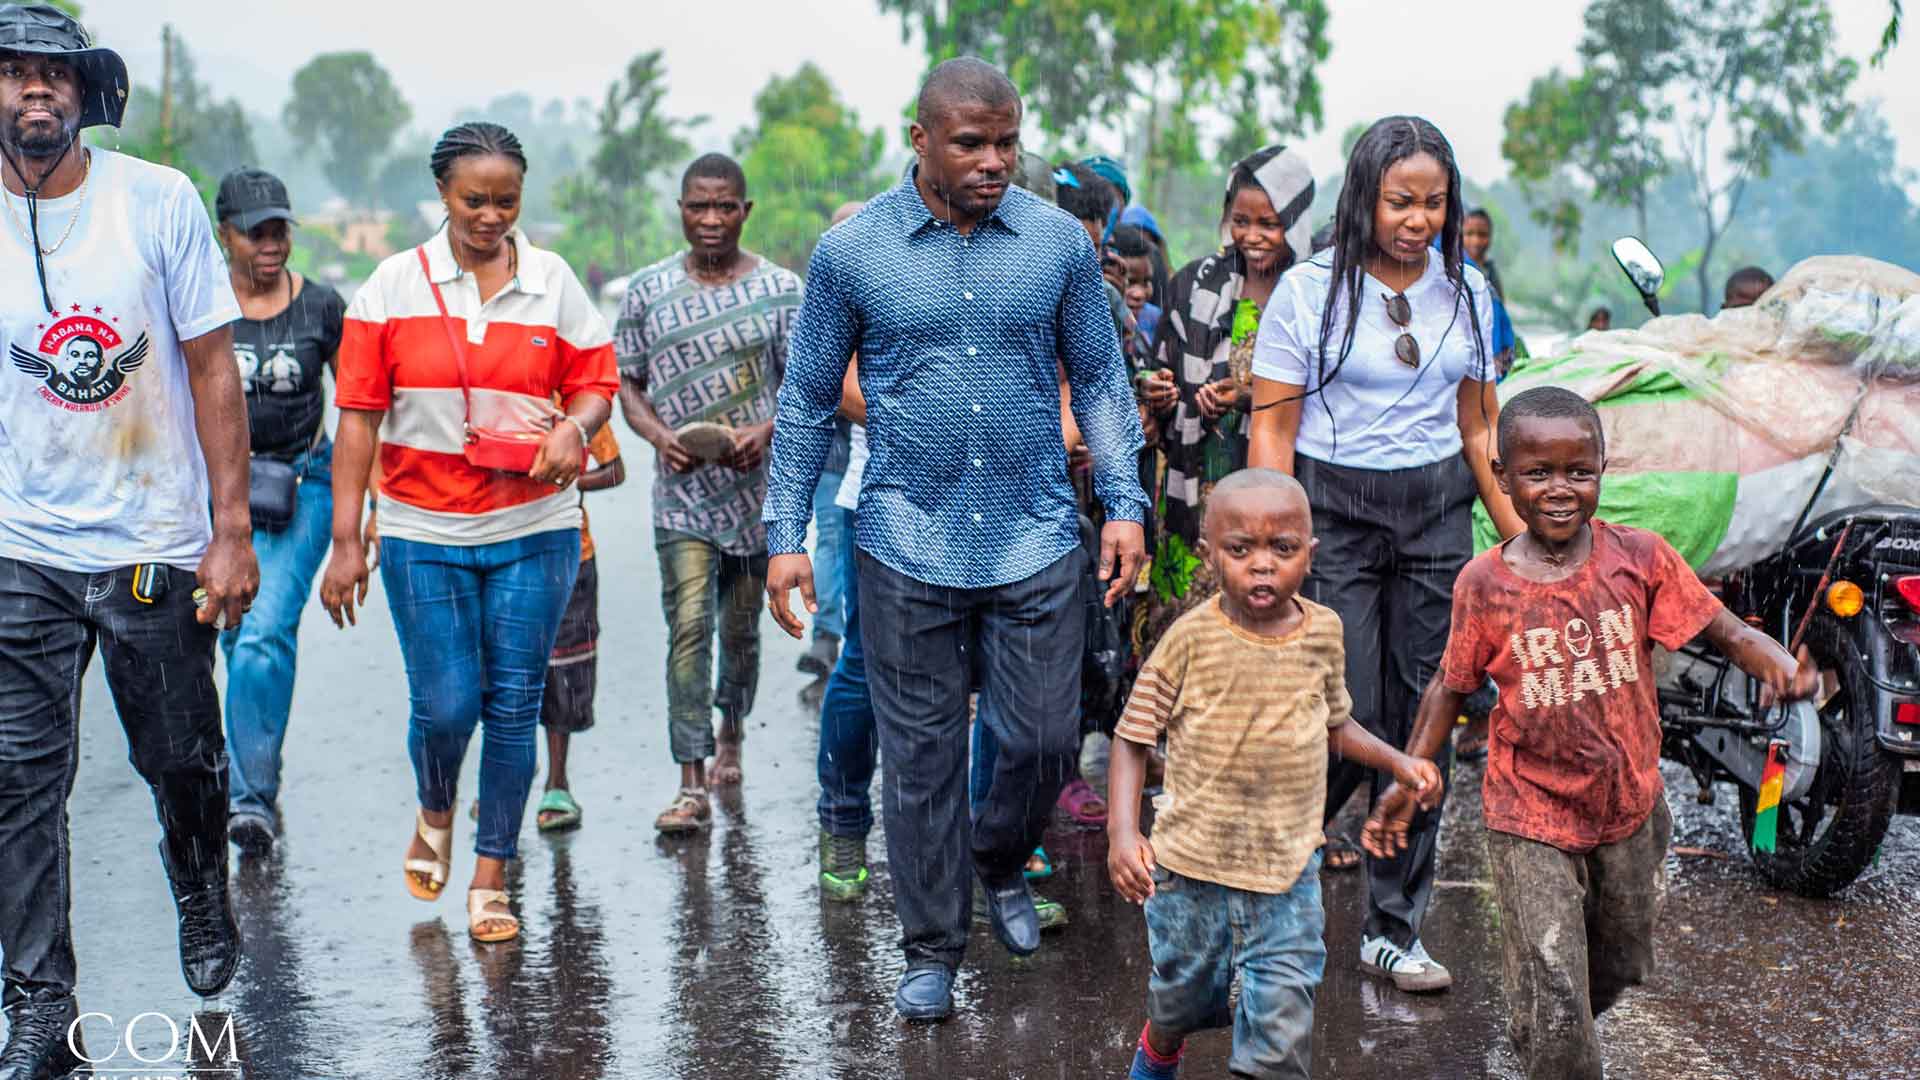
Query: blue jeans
222 437 334 822
1144 853 1326 1079
381 530 579 860
810 470 848 639
816 508 877 837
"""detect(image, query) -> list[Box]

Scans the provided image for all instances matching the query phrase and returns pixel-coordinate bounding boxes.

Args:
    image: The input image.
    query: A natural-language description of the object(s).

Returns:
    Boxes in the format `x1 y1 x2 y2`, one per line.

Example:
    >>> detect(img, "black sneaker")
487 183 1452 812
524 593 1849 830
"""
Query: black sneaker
0 992 85 1080
163 845 241 996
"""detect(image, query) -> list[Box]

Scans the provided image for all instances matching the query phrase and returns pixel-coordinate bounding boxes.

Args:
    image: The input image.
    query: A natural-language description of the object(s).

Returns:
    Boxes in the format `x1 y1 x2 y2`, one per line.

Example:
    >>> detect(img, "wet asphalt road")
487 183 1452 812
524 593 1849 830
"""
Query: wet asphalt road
53 451 1920 1080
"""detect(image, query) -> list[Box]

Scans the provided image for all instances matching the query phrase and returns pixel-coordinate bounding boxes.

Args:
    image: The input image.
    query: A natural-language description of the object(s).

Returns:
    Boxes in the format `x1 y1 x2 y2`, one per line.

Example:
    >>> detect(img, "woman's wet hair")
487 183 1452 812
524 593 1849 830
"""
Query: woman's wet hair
1295 116 1487 452
429 122 527 184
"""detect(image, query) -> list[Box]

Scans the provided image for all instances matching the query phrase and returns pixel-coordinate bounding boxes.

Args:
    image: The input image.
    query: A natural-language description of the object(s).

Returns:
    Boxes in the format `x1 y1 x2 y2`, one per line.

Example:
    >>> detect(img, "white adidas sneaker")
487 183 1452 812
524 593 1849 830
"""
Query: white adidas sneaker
1359 934 1453 992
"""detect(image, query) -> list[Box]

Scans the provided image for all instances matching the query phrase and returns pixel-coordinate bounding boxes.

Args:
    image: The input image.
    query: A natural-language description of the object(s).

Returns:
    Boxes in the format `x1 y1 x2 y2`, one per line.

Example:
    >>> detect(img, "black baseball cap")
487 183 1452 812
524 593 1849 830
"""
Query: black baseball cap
215 168 295 231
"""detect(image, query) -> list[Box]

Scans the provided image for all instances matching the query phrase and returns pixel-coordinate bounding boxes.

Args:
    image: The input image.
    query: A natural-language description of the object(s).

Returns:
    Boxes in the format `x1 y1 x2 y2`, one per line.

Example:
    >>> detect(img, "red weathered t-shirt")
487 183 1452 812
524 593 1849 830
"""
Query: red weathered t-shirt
1442 521 1722 852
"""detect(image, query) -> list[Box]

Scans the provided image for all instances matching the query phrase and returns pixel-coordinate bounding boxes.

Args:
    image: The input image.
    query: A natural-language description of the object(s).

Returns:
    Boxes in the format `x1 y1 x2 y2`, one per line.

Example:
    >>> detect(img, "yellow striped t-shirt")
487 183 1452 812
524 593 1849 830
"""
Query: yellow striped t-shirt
1116 595 1352 893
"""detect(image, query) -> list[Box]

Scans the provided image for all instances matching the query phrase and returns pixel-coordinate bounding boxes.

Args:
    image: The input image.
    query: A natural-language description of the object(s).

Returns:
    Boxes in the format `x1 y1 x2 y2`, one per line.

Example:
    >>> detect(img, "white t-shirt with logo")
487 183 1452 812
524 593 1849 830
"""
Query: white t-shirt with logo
0 150 240 572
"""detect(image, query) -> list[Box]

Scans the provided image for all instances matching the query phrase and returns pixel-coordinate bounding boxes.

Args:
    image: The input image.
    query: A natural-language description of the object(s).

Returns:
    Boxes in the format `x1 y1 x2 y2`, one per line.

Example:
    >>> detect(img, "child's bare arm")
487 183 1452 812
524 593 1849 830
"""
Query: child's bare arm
1106 736 1158 904
1329 721 1440 800
1405 671 1468 764
1702 608 1818 703
1359 674 1463 858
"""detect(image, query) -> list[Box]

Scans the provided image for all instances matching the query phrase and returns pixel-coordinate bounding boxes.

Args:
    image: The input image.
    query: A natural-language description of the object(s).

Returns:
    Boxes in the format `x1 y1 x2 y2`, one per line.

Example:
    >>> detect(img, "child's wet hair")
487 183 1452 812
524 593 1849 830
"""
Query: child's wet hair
1497 386 1605 460
1202 468 1310 534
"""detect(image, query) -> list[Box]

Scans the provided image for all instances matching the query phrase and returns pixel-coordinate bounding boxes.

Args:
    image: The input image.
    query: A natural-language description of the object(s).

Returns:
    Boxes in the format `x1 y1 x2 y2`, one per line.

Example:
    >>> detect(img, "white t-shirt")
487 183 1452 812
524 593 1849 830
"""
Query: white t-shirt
834 423 867 511
0 150 241 572
1251 250 1493 470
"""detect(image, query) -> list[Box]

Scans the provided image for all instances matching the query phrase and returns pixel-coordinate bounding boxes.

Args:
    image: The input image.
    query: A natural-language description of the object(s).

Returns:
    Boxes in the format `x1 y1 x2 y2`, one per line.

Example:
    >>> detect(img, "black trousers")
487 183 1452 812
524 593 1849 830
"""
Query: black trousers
858 547 1085 971
0 558 227 999
1298 454 1472 948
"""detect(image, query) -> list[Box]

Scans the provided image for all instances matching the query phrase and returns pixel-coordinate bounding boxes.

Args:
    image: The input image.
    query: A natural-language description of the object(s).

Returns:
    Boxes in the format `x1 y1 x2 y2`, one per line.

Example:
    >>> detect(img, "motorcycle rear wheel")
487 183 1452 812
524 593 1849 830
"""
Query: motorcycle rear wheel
1735 617 1898 898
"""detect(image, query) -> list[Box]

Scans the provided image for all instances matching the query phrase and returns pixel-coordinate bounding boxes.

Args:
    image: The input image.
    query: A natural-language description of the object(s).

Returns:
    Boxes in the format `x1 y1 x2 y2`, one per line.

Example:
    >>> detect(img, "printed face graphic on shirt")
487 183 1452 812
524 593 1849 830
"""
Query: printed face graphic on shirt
8 308 150 412
1509 604 1640 710
235 343 302 394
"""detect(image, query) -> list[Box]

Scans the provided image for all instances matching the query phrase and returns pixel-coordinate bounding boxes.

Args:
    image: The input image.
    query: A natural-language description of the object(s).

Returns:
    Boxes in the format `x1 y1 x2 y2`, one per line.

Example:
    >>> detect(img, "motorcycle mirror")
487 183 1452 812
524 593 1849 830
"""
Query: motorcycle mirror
1611 236 1664 317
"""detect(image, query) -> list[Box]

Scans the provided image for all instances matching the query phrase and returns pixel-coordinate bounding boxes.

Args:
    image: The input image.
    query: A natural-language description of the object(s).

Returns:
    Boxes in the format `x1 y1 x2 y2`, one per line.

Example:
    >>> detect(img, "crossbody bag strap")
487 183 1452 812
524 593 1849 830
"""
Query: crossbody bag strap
417 245 475 442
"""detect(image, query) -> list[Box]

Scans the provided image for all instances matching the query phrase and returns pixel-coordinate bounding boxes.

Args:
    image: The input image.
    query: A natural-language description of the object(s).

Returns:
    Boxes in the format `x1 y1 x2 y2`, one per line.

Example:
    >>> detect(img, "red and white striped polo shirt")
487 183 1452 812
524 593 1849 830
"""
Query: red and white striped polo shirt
336 228 617 546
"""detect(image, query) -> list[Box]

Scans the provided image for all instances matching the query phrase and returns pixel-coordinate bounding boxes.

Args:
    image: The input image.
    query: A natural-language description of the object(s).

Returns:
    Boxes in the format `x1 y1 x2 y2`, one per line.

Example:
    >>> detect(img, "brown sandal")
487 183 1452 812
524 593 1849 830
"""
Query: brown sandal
654 788 712 834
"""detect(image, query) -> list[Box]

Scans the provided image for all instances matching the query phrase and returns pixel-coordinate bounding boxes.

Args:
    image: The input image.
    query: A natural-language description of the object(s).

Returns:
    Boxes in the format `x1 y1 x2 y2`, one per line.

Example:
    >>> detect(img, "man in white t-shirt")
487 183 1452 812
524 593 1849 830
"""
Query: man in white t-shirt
0 8 256 1073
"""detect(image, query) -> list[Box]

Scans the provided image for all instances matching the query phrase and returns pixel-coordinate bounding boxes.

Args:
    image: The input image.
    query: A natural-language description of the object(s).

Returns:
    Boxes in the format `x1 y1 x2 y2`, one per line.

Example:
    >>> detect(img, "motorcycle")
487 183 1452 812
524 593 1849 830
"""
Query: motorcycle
1610 238 1920 897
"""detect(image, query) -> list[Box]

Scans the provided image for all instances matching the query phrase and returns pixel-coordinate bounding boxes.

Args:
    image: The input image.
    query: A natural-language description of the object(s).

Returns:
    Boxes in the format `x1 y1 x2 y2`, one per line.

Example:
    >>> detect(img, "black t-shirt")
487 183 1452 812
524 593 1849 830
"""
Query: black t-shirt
232 277 347 458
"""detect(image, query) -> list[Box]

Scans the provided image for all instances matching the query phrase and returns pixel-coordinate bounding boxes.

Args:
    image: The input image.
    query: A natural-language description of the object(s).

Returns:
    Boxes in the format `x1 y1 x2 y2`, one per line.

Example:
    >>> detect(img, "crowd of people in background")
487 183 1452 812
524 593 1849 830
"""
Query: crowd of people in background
0 6 1813 1077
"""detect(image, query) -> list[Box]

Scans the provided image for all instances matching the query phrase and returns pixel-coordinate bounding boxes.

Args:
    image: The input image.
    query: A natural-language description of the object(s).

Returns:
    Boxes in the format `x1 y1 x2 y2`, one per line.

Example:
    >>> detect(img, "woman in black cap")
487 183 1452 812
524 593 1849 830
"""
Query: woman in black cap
215 166 350 857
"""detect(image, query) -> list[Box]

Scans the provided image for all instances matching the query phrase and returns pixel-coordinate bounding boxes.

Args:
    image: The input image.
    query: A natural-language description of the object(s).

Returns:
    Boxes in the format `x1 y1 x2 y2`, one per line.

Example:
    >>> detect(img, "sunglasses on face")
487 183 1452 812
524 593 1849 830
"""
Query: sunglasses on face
1383 292 1420 368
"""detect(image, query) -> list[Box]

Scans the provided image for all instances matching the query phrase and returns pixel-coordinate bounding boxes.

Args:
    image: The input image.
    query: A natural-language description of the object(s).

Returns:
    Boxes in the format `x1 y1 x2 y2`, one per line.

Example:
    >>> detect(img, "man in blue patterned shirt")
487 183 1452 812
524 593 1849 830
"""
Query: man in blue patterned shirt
764 58 1147 1022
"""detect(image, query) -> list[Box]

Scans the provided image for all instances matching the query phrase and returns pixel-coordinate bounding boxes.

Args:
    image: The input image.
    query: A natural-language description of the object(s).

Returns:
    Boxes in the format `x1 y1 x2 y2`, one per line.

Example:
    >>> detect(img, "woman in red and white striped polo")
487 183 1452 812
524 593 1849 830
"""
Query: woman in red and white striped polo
318 122 617 944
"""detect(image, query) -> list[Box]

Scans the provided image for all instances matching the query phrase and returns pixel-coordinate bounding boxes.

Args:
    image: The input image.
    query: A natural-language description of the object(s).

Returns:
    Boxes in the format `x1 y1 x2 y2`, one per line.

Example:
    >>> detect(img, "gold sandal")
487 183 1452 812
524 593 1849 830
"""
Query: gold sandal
404 810 451 901
467 888 519 943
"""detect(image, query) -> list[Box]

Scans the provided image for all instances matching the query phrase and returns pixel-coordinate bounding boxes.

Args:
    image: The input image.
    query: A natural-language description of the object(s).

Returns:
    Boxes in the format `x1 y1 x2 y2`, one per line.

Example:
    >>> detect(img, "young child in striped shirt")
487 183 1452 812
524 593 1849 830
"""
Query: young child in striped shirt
1107 468 1440 1079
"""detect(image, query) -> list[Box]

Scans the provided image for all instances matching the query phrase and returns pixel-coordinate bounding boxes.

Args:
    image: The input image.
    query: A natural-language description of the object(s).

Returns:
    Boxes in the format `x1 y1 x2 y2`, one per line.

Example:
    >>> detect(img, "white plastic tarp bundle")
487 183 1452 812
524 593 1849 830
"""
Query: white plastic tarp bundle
1478 256 1920 576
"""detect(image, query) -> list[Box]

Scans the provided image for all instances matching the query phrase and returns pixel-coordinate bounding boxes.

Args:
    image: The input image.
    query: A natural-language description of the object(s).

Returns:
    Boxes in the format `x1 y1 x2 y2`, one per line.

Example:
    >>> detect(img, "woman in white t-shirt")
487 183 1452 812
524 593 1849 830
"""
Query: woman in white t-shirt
1246 116 1524 994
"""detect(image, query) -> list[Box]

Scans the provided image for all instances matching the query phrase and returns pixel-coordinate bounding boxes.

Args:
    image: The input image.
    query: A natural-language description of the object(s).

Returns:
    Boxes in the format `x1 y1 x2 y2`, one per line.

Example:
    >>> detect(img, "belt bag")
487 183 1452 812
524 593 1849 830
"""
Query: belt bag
248 456 299 533
416 246 582 476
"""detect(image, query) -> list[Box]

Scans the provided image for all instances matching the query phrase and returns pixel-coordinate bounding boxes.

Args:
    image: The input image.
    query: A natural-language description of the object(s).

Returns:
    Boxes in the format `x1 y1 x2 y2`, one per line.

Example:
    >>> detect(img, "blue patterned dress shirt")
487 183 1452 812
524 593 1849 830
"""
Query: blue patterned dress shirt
764 169 1148 589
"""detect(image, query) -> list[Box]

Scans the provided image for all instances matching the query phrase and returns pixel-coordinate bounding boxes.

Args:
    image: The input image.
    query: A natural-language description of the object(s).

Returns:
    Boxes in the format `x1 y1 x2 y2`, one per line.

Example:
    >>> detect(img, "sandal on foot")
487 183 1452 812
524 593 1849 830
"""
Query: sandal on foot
654 788 712 834
467 888 519 943
1324 834 1363 872
1056 777 1108 827
1023 846 1054 881
404 811 452 900
537 789 583 833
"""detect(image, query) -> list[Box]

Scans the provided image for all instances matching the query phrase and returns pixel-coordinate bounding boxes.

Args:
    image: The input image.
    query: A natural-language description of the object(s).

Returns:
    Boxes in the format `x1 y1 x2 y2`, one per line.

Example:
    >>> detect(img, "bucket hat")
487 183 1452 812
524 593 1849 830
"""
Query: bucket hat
0 4 128 129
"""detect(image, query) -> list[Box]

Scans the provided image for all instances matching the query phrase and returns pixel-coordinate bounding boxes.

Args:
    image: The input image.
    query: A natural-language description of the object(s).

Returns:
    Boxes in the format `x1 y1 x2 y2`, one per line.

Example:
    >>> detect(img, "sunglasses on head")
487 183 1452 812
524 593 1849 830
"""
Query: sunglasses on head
1382 292 1419 368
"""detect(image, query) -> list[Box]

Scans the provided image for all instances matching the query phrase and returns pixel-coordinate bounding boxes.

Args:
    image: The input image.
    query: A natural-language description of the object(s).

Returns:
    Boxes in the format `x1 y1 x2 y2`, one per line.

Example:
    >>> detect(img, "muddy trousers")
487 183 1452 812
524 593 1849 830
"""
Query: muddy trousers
0 557 227 998
1485 800 1672 1080
858 547 1085 971
655 530 766 764
1300 454 1472 948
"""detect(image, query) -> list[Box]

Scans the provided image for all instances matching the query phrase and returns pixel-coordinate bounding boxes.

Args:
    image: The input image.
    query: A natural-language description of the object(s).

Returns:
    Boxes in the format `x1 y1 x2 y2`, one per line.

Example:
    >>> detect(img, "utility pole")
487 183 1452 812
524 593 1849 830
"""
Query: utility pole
158 25 175 166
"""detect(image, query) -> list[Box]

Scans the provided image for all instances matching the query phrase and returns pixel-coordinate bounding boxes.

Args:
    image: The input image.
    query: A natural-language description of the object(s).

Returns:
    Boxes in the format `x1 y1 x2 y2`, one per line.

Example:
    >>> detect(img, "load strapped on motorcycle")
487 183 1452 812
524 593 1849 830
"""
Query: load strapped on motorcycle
1469 243 1920 898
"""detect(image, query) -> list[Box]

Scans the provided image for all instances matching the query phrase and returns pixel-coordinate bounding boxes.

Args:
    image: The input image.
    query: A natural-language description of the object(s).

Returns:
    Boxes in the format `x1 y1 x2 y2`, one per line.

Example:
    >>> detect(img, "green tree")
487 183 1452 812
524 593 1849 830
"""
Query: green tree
555 51 700 277
732 64 887 272
1502 0 1856 309
876 0 1329 213
282 52 411 211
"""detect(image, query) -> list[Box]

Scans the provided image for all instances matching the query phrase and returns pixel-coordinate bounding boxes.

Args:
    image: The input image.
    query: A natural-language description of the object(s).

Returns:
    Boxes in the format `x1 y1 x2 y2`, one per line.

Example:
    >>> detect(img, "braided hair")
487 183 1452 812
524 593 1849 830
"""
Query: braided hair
430 122 527 184
1304 116 1486 451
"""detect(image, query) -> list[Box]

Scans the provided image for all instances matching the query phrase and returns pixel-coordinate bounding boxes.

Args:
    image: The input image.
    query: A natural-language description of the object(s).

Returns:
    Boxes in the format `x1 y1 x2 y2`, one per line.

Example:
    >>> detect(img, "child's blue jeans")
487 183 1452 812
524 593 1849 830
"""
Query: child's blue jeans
1144 851 1325 1079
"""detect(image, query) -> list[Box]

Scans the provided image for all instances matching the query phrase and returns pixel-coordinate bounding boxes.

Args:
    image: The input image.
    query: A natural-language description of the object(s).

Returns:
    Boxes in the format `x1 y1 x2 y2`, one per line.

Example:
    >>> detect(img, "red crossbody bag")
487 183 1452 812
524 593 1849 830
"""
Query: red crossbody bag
416 245 582 475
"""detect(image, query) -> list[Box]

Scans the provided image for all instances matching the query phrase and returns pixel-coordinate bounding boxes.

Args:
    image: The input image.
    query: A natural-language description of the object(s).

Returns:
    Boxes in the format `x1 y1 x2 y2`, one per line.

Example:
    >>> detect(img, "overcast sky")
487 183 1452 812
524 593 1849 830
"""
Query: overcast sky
86 0 1918 191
